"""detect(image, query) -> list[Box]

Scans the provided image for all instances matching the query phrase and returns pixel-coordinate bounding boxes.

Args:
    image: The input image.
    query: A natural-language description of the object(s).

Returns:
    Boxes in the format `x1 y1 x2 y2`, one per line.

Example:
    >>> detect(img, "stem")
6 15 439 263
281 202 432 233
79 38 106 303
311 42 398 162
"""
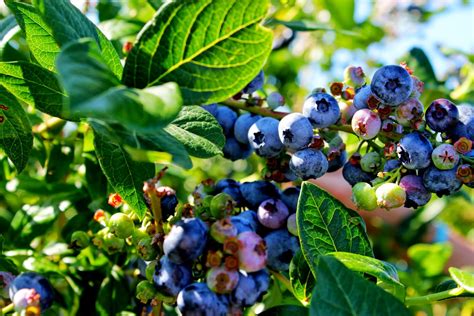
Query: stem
326 124 355 134
405 288 465 306
270 271 294 296
221 98 287 119
1 303 14 315
33 117 66 135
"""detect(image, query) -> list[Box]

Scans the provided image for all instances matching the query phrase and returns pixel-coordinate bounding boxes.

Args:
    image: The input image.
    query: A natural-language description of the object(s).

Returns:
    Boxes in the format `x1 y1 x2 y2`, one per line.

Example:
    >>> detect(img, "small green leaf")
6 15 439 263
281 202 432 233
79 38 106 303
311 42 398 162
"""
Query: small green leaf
123 0 273 105
407 243 452 277
36 0 122 78
270 19 360 37
0 61 68 118
6 1 60 71
449 267 474 293
0 255 19 274
297 182 373 276
433 280 474 299
289 250 315 305
90 120 155 219
98 18 144 40
259 305 309 316
407 47 437 84
165 106 225 158
57 39 182 131
0 86 32 172
329 252 405 300
310 256 410 316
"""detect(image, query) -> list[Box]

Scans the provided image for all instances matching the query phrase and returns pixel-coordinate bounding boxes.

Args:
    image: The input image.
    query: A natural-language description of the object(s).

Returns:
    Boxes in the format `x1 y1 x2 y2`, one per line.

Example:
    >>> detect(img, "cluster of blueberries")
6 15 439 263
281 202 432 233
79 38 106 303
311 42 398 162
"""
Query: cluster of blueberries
204 64 473 211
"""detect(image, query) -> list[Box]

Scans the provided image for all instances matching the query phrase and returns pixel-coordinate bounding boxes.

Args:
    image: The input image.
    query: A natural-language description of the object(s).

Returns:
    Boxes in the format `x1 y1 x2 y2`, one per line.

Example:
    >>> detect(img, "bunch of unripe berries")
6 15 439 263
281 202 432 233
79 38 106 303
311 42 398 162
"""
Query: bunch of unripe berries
203 64 473 211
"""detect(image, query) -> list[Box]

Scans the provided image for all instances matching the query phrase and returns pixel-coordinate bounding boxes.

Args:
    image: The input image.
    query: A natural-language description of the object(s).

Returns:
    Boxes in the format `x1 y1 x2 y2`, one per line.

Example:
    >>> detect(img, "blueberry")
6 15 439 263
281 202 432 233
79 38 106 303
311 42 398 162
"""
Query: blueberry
210 218 237 243
370 65 413 105
108 212 134 239
342 162 375 186
163 218 208 264
201 103 219 117
289 148 328 180
395 98 424 127
431 144 459 170
352 182 378 211
9 272 54 311
425 99 459 132
375 183 406 209
264 229 300 271
243 70 264 94
278 113 314 151
360 152 382 173
327 150 347 172
214 106 238 136
287 213 298 236
159 188 178 220
302 92 340 128
267 92 285 109
257 199 289 229
353 85 371 110
177 283 228 316
237 231 267 272
240 181 280 210
230 270 270 307
423 166 462 196
153 256 192 297
233 113 262 144
383 159 401 172
230 211 259 233
206 267 239 294
351 109 382 140
223 136 252 161
458 105 474 140
248 117 284 158
446 121 469 142
397 132 433 170
214 179 243 207
281 187 300 214
399 175 431 208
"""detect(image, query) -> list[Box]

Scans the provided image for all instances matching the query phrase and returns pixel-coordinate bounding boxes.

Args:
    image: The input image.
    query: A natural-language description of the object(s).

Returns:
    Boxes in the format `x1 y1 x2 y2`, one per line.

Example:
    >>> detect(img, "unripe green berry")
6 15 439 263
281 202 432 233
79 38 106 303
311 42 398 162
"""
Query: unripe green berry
108 212 134 239
352 182 378 211
145 260 158 282
137 237 159 261
131 226 149 245
103 233 125 254
70 231 90 249
431 144 459 170
360 152 382 173
210 193 234 219
375 183 406 209
287 213 297 236
136 280 157 303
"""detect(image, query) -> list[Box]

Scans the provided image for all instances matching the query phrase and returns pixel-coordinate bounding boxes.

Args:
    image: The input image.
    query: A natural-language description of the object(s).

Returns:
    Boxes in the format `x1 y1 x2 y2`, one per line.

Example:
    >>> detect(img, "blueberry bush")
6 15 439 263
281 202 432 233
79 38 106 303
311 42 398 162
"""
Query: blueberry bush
0 0 473 315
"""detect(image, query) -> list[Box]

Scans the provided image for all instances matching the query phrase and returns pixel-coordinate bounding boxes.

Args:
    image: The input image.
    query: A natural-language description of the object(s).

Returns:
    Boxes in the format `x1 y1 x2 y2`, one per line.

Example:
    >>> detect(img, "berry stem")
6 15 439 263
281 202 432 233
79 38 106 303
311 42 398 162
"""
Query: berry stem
326 124 355 134
270 271 299 301
405 287 465 306
221 98 287 119
1 303 14 315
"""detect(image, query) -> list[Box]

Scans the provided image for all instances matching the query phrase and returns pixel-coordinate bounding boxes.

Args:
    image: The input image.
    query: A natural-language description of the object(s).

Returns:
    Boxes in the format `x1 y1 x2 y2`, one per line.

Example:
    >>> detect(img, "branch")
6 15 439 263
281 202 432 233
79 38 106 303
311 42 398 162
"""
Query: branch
221 99 287 119
405 287 466 306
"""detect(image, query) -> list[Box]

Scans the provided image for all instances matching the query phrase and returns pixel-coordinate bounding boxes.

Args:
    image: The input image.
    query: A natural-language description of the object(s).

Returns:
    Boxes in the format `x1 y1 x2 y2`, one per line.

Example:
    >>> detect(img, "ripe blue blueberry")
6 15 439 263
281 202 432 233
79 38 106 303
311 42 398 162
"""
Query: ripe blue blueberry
425 99 459 132
153 256 192 297
214 106 238 136
458 104 474 140
278 113 314 151
230 269 270 307
327 149 347 172
233 113 262 144
177 283 228 316
370 65 413 105
281 187 300 214
243 70 264 94
214 179 243 207
9 272 54 311
397 132 433 170
201 103 218 116
159 188 178 220
257 199 289 229
230 210 259 233
289 148 328 180
264 229 300 271
163 217 208 264
240 180 280 210
399 175 431 208
302 92 340 128
383 159 401 172
342 162 375 186
423 166 462 197
353 85 371 110
248 117 284 158
223 136 252 161
267 92 285 109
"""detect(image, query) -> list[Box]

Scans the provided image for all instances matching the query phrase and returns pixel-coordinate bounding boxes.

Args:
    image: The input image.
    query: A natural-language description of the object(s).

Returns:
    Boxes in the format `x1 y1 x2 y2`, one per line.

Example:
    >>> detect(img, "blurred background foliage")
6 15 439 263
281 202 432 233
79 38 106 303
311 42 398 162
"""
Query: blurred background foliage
0 0 473 315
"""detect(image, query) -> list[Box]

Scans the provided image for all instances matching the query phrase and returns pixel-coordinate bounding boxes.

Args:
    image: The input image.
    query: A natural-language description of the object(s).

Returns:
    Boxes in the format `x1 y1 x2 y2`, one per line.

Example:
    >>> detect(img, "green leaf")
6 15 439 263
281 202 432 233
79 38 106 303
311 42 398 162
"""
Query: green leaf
270 19 360 37
6 1 60 71
96 270 131 316
122 0 273 105
0 255 19 274
57 39 182 131
297 182 373 276
407 47 437 84
0 86 32 172
407 243 452 277
98 18 144 40
259 305 309 316
319 0 355 29
147 0 163 10
90 120 155 219
449 267 474 293
310 256 410 316
0 61 68 118
289 250 315 305
433 280 474 299
165 106 225 158
36 0 122 78
329 252 405 300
